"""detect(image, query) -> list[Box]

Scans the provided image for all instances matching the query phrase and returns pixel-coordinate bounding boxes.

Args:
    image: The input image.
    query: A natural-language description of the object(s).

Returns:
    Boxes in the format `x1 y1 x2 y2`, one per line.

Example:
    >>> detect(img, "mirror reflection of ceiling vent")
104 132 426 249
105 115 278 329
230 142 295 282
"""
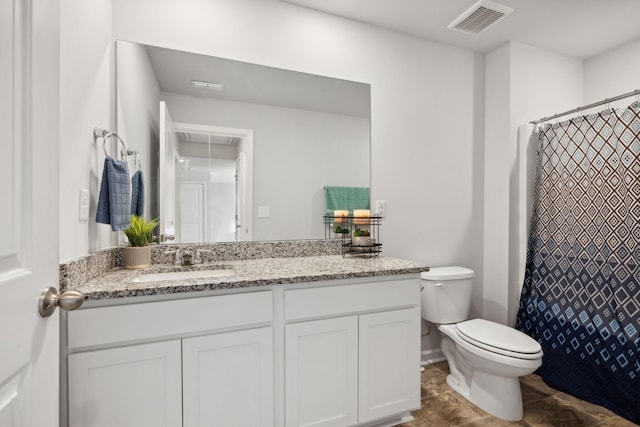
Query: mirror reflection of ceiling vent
178 131 239 145
447 0 513 35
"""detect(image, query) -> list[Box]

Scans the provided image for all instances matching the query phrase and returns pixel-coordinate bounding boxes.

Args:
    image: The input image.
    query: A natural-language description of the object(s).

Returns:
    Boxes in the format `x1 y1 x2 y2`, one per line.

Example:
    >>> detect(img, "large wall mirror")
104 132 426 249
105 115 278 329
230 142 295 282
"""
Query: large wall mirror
116 40 371 243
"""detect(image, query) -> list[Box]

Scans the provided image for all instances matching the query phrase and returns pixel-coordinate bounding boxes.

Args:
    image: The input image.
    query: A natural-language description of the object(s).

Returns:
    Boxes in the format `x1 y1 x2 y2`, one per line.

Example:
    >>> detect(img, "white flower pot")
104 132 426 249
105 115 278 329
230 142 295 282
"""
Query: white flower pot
123 246 152 269
351 236 372 247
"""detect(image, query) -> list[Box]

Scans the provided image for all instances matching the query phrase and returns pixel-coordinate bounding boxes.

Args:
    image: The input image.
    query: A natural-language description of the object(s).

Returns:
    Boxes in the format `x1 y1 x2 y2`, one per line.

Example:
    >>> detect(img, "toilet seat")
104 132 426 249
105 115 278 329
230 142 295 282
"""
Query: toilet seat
456 319 543 360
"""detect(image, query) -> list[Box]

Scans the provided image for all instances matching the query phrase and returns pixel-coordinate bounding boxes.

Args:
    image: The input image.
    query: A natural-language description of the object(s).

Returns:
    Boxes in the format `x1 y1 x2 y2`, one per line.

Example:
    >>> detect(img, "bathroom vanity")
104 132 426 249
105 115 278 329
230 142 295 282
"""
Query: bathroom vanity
62 249 427 427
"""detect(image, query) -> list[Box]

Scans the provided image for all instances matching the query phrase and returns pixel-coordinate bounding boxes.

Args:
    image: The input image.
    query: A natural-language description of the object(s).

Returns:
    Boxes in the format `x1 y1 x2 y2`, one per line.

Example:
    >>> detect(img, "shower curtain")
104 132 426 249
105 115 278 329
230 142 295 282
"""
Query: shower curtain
516 102 640 423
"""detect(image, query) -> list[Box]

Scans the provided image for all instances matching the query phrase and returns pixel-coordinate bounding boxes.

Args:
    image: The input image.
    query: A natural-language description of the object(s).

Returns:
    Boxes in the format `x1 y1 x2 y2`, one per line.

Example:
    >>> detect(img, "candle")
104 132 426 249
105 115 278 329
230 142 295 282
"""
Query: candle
353 209 370 224
334 210 349 223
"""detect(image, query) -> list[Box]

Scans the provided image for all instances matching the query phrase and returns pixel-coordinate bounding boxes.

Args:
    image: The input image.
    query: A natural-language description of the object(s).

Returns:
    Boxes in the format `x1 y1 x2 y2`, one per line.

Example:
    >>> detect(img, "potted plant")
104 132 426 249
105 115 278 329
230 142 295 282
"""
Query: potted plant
333 225 350 238
122 215 158 269
352 228 372 246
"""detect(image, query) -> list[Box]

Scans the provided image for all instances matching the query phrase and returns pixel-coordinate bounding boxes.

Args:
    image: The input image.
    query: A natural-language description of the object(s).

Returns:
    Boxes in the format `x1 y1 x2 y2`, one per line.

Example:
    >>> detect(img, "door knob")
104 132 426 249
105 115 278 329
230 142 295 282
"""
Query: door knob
38 287 85 318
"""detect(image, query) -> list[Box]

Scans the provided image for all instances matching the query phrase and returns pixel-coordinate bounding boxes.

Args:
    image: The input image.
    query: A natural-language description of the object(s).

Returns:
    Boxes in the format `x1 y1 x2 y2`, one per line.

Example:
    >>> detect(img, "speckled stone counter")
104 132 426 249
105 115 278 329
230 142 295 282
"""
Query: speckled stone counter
70 255 428 301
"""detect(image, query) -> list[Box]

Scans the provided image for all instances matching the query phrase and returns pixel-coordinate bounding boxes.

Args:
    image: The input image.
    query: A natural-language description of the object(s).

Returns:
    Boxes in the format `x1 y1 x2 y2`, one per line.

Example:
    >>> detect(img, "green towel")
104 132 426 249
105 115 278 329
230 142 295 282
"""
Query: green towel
325 186 370 212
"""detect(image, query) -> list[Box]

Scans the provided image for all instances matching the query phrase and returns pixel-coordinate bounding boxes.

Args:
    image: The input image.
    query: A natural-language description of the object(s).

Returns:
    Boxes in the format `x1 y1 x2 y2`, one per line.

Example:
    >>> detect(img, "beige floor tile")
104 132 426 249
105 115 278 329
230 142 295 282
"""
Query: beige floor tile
406 362 637 427
520 381 552 404
457 416 532 427
552 391 633 424
402 391 487 427
522 395 602 427
519 374 559 396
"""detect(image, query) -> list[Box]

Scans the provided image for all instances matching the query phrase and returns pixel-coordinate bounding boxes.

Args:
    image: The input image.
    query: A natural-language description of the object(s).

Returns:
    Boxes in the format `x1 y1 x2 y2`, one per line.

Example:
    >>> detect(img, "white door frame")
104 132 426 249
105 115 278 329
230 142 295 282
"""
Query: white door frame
159 101 179 241
169 122 254 241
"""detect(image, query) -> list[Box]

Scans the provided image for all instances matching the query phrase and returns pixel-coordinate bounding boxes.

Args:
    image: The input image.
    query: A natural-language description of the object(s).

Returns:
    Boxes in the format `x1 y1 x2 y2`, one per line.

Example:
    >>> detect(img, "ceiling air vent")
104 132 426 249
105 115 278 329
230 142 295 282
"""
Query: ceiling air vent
447 0 513 35
178 132 238 145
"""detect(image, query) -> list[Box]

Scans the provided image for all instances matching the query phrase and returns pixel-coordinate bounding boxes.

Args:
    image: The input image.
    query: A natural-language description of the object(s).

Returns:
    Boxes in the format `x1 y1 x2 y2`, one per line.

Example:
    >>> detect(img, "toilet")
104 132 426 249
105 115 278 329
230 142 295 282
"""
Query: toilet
421 266 543 421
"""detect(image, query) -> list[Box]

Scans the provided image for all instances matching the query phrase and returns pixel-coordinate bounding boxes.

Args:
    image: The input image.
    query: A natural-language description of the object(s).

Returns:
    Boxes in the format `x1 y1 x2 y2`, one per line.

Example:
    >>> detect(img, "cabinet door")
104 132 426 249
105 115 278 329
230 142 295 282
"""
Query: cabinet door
285 317 358 427
182 327 274 427
358 307 421 423
68 340 182 427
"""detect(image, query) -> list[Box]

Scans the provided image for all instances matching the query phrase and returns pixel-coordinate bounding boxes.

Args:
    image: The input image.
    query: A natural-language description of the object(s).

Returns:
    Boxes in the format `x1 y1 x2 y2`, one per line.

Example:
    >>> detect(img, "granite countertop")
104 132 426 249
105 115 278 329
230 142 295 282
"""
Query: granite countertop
71 255 428 301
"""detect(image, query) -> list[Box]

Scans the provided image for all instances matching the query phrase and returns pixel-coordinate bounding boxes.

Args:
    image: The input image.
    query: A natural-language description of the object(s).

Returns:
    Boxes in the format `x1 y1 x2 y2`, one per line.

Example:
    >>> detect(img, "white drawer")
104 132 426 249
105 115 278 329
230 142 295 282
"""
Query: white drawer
68 291 273 350
285 279 420 321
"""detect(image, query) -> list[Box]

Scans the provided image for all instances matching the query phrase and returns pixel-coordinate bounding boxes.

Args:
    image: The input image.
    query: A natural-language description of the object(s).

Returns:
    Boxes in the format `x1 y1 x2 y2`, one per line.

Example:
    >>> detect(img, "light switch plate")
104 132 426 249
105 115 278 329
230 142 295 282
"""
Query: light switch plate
79 189 89 221
258 206 270 218
375 200 386 217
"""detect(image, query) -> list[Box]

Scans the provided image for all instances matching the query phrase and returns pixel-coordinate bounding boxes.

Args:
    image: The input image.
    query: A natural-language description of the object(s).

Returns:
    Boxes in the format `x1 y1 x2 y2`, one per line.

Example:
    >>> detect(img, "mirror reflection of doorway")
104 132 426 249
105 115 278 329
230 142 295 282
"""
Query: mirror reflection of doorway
179 158 236 243
160 107 254 243
175 128 253 243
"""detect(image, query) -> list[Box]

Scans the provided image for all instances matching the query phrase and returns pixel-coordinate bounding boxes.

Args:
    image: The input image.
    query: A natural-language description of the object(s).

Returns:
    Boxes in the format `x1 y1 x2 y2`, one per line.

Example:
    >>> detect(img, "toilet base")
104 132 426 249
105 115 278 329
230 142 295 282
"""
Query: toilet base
446 371 524 421
439 326 535 422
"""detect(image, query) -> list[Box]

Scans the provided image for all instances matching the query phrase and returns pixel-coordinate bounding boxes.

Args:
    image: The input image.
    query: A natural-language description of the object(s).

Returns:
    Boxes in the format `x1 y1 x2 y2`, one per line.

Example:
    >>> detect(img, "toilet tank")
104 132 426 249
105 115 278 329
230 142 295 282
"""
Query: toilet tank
421 266 474 324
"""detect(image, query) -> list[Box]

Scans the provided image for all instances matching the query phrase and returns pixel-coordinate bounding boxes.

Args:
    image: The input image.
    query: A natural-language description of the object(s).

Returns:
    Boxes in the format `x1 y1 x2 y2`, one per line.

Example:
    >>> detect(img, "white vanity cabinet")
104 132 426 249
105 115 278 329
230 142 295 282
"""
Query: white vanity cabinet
284 279 421 427
66 291 274 427
65 275 421 427
182 327 274 427
285 316 360 426
68 340 183 427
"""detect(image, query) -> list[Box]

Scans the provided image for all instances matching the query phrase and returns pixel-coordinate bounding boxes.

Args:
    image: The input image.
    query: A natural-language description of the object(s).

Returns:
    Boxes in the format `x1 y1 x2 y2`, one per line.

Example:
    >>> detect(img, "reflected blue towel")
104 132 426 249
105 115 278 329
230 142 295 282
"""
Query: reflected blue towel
131 170 145 216
96 157 131 231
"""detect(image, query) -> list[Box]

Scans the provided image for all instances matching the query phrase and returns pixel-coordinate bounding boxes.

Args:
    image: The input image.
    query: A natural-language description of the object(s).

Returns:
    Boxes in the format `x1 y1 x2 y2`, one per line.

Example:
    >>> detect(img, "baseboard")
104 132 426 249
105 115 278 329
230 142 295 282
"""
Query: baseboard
421 348 446 366
358 413 414 427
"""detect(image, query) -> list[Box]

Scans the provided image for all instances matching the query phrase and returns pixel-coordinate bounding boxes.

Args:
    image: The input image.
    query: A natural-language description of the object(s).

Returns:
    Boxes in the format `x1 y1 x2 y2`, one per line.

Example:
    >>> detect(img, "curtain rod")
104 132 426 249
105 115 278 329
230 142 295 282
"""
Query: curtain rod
530 88 640 124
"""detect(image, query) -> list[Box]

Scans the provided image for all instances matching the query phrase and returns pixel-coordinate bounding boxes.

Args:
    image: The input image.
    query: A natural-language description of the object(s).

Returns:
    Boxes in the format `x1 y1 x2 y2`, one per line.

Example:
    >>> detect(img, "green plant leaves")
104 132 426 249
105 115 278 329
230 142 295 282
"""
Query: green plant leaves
123 215 158 247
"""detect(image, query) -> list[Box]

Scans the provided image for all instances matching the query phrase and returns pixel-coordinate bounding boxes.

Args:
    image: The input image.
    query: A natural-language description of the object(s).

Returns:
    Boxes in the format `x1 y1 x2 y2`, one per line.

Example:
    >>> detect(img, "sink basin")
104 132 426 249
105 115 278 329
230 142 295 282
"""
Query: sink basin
132 268 235 283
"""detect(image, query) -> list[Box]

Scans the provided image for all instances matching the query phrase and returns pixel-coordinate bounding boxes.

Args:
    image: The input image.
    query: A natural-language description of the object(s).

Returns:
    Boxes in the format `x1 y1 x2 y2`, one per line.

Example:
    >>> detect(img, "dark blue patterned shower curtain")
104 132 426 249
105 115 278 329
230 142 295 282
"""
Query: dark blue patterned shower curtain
516 102 640 423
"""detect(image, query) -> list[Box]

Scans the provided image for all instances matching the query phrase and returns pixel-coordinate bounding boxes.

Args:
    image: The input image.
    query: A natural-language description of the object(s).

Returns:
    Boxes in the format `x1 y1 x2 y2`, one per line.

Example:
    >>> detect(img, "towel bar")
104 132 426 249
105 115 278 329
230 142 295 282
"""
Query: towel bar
93 127 138 158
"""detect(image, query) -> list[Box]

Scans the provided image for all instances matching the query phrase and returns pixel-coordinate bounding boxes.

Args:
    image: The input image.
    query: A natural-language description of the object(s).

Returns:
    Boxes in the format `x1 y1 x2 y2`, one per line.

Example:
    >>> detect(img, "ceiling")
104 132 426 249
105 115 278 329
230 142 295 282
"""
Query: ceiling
145 44 370 118
280 0 640 59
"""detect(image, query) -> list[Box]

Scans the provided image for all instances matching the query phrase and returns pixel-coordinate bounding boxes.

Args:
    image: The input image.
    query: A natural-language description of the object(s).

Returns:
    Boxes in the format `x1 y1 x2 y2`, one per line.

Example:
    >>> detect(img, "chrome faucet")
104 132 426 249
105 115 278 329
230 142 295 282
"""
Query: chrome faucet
181 252 194 267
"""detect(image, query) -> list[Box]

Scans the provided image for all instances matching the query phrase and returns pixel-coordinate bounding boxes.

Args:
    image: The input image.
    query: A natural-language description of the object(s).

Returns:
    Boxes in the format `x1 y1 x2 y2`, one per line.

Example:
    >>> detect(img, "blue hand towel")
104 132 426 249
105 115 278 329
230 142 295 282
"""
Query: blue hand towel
96 157 131 231
325 186 370 212
131 170 145 216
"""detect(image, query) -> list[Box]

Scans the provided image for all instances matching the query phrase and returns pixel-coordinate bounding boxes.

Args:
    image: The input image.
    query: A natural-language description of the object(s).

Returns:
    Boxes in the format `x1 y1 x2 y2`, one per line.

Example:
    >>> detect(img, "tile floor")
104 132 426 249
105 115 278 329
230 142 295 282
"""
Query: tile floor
402 361 637 427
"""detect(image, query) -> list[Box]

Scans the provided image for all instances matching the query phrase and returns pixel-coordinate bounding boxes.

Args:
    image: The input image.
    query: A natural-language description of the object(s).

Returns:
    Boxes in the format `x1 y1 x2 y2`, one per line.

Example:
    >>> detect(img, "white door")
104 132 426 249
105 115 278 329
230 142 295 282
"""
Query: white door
182 327 274 427
0 0 61 425
285 317 358 427
358 308 421 423
68 340 183 427
180 182 205 243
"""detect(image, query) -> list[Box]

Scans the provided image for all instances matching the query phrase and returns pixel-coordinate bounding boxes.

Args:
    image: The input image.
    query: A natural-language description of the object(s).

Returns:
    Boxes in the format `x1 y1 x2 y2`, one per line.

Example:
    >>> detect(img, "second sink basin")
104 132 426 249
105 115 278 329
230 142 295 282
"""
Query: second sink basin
132 266 235 283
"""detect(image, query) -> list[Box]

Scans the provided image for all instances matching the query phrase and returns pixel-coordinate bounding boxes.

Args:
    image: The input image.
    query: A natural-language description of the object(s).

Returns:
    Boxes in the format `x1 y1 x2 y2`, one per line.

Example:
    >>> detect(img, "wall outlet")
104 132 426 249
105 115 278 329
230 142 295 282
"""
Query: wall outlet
258 206 270 218
375 200 386 217
79 189 89 221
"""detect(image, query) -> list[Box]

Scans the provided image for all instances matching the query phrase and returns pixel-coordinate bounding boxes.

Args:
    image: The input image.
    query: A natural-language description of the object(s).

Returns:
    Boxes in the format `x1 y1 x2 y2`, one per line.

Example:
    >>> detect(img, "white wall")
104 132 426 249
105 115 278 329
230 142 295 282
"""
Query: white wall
116 41 160 220
584 38 640 105
111 0 484 267
55 0 488 356
59 0 114 262
57 0 640 363
484 42 583 325
483 44 511 322
161 92 370 241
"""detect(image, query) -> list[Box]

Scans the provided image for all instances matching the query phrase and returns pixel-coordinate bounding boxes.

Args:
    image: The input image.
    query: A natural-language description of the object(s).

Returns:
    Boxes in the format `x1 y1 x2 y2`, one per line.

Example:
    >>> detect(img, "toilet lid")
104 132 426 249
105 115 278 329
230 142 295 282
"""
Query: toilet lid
456 319 543 360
